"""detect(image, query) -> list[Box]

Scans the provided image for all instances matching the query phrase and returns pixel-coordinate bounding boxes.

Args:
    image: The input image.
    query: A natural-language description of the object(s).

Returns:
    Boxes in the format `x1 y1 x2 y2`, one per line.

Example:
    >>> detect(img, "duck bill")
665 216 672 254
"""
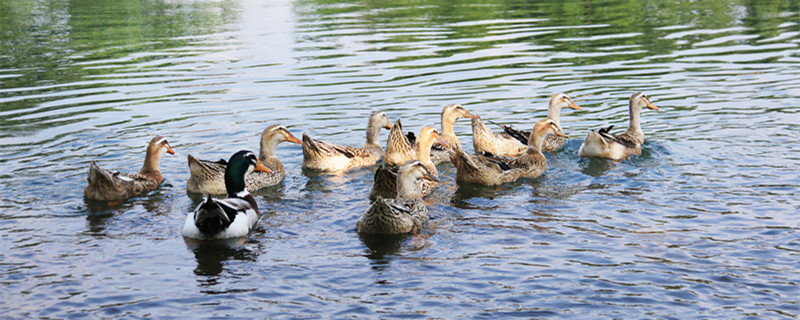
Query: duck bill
286 132 303 144
254 159 272 173
568 101 583 111
555 131 569 138
166 145 176 155
465 111 479 119
384 118 393 129
436 139 449 147
646 102 660 111
423 173 440 183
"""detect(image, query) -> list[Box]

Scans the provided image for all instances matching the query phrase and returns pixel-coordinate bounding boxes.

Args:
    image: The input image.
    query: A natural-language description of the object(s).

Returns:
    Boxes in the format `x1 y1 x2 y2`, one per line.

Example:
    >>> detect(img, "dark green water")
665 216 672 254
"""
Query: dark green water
1 0 799 318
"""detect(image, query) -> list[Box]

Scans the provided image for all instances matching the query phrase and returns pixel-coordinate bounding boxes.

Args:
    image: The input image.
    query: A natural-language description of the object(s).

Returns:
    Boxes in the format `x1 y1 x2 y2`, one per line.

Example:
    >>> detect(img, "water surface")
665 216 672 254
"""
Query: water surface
1 0 799 318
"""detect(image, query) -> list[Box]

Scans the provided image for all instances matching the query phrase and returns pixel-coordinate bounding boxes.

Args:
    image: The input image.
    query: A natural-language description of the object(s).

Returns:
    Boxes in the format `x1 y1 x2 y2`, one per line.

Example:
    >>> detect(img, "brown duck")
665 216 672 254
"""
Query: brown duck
84 136 175 203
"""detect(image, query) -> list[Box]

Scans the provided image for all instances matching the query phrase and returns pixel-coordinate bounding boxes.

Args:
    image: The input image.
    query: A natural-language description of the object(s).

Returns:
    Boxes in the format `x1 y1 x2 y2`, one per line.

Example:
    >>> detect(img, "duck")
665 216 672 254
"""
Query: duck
487 93 582 153
357 160 439 235
182 150 271 240
471 115 528 157
186 125 302 194
302 111 392 173
450 119 566 186
370 126 445 200
578 92 659 160
430 104 479 165
84 136 175 203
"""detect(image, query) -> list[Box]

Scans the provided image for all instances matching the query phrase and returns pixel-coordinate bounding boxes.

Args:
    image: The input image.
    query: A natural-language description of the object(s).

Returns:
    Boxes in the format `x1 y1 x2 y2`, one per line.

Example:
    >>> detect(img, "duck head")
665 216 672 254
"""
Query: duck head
224 150 271 197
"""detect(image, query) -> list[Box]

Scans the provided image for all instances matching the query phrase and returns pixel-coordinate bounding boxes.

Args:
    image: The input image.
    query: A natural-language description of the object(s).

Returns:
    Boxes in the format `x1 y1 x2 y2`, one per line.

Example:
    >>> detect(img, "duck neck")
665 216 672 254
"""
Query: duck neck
396 175 421 201
224 163 249 198
139 148 164 182
365 119 382 148
547 104 561 124
414 139 434 167
626 104 644 141
441 114 456 137
259 136 279 162
527 127 547 153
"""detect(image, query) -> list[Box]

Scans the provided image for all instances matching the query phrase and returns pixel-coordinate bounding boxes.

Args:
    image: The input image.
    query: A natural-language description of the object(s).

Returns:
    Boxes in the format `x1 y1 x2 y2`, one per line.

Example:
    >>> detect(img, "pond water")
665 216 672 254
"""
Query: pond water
1 0 799 318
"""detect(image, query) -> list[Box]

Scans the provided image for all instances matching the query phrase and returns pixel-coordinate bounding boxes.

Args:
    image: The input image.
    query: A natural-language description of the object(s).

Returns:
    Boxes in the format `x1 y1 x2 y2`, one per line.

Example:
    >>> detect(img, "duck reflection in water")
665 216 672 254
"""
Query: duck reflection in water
84 189 172 236
185 238 259 280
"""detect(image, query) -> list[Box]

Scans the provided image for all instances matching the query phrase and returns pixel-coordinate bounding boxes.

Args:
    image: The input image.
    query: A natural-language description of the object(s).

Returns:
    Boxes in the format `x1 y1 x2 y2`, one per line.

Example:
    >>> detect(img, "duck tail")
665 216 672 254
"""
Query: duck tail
87 161 115 186
193 195 231 235
450 147 480 171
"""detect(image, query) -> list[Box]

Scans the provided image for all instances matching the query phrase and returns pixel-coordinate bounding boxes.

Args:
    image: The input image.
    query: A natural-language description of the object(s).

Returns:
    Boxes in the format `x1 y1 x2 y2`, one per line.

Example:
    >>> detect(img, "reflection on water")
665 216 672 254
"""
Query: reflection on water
1 0 799 318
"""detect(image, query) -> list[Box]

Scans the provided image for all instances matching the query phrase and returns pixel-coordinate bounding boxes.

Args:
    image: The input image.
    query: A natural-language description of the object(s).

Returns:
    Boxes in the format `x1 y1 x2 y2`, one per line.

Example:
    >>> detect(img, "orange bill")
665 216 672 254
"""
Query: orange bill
286 132 302 144
568 100 582 111
254 159 271 173
423 173 440 183
647 102 659 111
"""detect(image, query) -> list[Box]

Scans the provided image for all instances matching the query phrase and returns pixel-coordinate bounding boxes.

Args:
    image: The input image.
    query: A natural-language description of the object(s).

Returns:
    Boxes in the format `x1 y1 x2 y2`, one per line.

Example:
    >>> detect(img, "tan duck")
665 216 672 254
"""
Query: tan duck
302 111 392 173
84 136 175 203
578 92 659 160
471 116 528 157
186 125 300 194
429 104 480 164
357 160 439 235
370 126 445 200
488 93 582 153
450 119 566 186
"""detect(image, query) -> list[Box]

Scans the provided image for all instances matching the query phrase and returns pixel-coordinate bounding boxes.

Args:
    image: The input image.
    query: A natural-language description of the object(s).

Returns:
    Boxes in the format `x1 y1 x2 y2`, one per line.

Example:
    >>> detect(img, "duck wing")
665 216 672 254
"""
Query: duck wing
369 165 398 201
188 154 227 177
303 133 356 158
480 152 512 171
488 120 529 145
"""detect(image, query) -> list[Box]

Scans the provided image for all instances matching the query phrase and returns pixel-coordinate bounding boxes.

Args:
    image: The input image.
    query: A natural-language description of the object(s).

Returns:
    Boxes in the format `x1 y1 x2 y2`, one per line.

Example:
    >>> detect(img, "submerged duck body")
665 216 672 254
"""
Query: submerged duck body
84 136 175 203
578 92 659 160
357 160 439 235
187 125 302 194
183 150 271 240
302 112 392 173
451 119 566 186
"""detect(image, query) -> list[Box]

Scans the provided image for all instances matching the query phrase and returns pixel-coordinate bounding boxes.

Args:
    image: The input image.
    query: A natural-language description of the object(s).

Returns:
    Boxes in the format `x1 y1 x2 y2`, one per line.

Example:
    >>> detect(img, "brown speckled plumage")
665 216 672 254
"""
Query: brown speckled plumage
578 92 659 160
84 136 175 202
302 112 392 173
187 125 301 194
357 160 438 235
451 119 565 186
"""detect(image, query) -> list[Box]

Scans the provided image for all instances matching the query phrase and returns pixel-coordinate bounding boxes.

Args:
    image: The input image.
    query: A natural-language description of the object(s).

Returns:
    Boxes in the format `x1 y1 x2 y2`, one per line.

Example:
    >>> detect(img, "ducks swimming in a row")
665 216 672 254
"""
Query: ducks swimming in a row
84 92 660 238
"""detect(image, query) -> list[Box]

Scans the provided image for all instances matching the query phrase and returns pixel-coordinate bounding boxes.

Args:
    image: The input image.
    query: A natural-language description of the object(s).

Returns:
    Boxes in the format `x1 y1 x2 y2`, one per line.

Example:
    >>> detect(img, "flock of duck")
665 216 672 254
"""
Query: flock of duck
83 92 659 240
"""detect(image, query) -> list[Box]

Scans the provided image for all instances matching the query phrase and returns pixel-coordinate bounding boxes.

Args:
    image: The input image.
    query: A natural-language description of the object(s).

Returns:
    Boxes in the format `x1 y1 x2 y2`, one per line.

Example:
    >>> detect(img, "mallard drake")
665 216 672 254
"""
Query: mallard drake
578 92 659 160
370 126 444 200
357 160 439 235
186 125 301 194
431 104 479 165
84 136 175 203
302 111 392 173
488 93 582 153
182 150 271 240
450 119 566 186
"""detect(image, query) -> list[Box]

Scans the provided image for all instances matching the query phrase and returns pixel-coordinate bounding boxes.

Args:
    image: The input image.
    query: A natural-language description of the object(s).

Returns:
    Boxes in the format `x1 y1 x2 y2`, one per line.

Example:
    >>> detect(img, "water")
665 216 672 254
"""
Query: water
1 0 799 318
